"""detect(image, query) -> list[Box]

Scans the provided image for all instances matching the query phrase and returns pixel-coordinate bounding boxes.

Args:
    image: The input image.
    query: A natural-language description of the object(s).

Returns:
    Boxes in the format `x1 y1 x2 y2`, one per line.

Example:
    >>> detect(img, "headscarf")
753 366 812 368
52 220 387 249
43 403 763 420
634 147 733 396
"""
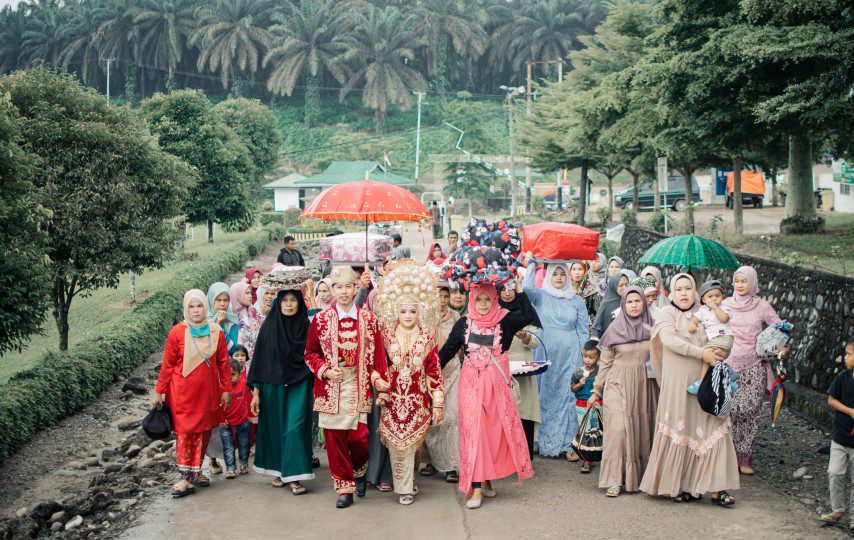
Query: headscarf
598 286 652 349
449 283 468 317
466 283 508 330
245 267 262 304
206 282 239 333
592 269 636 338
182 289 220 376
498 287 542 329
314 278 333 310
252 282 271 316
648 272 700 379
427 242 446 264
588 253 607 288
542 263 576 300
723 265 760 313
569 261 597 298
668 272 699 314
640 266 669 308
229 282 250 316
605 256 624 285
393 246 411 261
247 289 310 387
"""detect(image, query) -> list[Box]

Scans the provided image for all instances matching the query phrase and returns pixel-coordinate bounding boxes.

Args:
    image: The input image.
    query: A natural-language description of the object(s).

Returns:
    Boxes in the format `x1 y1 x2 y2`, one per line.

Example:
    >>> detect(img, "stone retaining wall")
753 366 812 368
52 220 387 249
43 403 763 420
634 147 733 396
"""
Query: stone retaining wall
619 226 854 396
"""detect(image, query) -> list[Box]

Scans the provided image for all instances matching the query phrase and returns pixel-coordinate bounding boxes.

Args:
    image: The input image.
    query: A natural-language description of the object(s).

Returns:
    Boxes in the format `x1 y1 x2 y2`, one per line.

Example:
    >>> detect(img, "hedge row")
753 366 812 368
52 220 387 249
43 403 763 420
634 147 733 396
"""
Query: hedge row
0 223 285 462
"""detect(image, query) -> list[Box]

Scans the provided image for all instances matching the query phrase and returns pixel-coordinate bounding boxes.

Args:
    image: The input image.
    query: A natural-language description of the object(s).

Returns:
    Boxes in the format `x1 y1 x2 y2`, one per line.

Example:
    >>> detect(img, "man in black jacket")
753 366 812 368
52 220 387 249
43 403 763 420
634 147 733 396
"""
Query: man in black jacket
277 235 305 266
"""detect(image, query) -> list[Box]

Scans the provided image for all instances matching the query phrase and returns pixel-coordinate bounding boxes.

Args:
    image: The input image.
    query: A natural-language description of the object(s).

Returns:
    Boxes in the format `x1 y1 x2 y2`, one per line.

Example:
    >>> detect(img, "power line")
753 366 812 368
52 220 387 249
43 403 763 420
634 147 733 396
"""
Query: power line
280 125 447 158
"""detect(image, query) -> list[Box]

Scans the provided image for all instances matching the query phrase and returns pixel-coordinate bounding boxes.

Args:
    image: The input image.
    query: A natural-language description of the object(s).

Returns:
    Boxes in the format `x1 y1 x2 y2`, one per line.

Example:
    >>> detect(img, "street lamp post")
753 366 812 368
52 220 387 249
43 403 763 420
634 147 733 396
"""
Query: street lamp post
500 85 525 218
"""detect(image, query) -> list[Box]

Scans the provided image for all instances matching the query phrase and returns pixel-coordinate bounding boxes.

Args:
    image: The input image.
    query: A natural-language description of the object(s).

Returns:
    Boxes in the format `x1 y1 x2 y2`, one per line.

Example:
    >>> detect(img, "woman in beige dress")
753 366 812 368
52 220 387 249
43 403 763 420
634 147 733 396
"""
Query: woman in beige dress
588 286 657 497
639 273 738 506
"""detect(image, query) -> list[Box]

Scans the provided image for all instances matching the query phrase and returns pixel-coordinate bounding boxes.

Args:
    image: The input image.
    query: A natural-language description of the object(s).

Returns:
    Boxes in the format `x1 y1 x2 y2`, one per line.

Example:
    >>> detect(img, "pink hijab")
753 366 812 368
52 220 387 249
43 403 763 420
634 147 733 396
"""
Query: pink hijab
230 282 250 316
724 265 760 313
467 283 509 329
597 286 653 350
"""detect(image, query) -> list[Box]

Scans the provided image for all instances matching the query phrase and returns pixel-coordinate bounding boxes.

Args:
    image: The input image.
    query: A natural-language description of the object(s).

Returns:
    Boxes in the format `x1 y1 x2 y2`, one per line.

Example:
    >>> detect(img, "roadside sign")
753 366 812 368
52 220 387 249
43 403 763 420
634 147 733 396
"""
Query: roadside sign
834 162 854 184
657 157 668 192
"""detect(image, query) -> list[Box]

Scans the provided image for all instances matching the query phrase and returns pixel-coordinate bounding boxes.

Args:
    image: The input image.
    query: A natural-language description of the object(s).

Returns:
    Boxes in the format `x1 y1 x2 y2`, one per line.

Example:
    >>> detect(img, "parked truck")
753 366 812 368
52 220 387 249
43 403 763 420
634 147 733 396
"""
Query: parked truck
725 171 765 208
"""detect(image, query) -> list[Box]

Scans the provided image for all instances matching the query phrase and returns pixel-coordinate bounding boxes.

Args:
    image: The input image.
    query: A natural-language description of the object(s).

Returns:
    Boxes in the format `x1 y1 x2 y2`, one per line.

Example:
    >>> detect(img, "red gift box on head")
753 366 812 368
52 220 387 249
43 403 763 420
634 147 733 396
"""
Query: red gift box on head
522 222 600 262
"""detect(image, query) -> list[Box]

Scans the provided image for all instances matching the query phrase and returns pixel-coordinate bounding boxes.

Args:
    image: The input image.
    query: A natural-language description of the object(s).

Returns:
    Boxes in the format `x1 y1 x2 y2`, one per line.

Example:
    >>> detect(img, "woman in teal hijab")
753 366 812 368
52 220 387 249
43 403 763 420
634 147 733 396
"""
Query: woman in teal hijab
207 282 240 353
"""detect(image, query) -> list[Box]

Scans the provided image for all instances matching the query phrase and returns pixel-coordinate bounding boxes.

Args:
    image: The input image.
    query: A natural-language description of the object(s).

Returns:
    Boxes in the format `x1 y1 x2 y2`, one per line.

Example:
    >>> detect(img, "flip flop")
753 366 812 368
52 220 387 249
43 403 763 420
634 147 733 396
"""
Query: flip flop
171 486 196 498
194 476 210 488
291 482 307 496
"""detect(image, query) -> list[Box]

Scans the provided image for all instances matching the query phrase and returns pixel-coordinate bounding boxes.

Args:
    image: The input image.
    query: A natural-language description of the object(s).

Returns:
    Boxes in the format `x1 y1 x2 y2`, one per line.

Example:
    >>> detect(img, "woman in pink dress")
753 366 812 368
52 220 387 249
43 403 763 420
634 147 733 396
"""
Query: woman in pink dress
438 283 536 509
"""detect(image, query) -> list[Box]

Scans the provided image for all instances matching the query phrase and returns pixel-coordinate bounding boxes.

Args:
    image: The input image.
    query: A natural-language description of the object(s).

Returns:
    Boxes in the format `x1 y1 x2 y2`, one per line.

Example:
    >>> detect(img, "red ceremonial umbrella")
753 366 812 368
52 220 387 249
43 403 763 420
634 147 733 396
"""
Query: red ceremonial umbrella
300 173 430 262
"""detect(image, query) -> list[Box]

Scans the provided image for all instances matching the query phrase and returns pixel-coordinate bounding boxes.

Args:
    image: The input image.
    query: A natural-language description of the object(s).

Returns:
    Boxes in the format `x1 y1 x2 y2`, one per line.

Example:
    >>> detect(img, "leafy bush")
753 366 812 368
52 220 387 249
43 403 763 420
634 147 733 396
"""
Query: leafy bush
649 210 668 233
780 215 825 235
0 223 284 462
620 208 638 226
283 207 303 229
596 207 612 228
598 238 620 259
259 211 282 226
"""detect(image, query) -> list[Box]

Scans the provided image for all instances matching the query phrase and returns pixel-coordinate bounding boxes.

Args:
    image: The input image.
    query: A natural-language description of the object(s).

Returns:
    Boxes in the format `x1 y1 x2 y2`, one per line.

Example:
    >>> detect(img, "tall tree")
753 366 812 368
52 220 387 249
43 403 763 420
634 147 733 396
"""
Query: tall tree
335 7 428 131
189 0 274 90
21 4 68 67
0 6 29 73
213 97 282 176
0 67 192 351
93 0 140 96
139 89 255 239
57 2 106 86
263 0 352 125
132 0 196 82
0 93 49 355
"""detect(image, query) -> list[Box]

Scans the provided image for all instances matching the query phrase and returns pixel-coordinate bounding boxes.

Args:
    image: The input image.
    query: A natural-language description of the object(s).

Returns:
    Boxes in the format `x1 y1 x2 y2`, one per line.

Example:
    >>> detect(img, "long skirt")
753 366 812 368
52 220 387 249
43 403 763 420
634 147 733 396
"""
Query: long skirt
252 378 315 483
425 357 461 472
730 362 767 467
176 431 212 484
367 388 393 486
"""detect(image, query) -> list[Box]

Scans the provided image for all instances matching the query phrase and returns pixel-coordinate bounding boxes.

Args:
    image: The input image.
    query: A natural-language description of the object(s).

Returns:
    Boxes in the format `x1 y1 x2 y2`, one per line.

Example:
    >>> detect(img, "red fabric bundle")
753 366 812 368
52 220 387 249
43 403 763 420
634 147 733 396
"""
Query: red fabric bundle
521 222 600 262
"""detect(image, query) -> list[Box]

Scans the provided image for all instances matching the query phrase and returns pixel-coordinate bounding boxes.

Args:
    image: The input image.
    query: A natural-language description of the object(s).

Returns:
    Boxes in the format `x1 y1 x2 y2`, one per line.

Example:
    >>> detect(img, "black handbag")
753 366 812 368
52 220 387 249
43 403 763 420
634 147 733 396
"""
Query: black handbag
697 363 736 417
571 406 604 463
141 403 173 440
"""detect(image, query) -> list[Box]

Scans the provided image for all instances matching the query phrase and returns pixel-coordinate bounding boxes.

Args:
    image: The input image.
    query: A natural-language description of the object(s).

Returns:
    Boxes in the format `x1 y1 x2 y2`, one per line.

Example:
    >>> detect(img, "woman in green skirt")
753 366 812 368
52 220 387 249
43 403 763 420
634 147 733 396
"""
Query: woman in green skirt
249 281 318 495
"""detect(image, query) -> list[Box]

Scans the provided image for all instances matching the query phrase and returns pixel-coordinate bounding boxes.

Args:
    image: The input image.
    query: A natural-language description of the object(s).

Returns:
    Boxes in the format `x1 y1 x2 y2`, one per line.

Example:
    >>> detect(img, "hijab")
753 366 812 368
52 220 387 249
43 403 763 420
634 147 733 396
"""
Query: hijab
648 272 699 379
315 278 334 310
498 286 542 328
723 265 760 313
605 256 624 285
640 266 669 308
427 242 446 264
245 267 262 304
467 283 508 330
542 263 576 300
570 261 597 298
597 286 653 349
592 269 637 338
206 282 239 333
247 289 310 386
668 273 699 314
588 253 607 288
229 282 250 316
182 289 220 376
450 285 468 317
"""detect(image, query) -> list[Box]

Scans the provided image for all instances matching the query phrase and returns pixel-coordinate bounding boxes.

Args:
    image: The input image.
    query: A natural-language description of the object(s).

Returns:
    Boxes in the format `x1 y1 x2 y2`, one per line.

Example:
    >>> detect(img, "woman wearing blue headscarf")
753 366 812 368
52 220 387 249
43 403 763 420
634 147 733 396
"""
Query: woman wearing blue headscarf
207 283 240 353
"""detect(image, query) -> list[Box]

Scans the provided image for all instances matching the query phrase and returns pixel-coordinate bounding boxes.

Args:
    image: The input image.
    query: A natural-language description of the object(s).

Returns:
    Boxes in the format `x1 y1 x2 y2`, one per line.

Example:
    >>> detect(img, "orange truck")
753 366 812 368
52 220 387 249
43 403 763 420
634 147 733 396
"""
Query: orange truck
725 171 765 208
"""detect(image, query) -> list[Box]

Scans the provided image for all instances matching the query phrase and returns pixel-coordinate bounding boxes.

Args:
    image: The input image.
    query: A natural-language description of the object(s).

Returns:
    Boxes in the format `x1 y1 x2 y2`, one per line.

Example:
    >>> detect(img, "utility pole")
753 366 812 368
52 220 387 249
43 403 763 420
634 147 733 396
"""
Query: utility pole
525 61 533 213
556 61 564 211
102 57 114 99
579 158 589 227
414 91 424 182
508 102 516 218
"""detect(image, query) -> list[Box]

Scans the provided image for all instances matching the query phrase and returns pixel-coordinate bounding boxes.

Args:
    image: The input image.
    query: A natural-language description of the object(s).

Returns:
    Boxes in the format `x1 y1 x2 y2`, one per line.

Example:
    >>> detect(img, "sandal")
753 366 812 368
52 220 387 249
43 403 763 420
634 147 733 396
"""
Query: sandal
209 461 222 475
580 462 591 474
738 466 754 475
565 451 580 463
399 495 414 505
711 491 735 507
377 483 393 492
290 482 307 496
194 475 210 488
606 486 621 498
171 482 196 498
419 464 437 476
239 464 250 476
673 492 702 503
311 455 321 469
445 471 459 483
820 512 844 526
272 478 286 488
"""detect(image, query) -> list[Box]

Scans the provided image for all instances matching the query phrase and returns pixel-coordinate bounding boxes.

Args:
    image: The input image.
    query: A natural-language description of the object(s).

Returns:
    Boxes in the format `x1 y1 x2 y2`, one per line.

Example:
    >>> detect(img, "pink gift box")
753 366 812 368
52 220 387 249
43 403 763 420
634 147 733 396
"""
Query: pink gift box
319 232 393 263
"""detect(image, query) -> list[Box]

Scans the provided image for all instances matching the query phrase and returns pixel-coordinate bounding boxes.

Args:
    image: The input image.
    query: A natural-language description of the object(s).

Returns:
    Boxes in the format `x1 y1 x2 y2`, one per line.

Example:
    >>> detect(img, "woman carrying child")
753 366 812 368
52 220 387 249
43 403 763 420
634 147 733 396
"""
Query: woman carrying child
588 286 658 497
248 271 318 495
723 266 790 475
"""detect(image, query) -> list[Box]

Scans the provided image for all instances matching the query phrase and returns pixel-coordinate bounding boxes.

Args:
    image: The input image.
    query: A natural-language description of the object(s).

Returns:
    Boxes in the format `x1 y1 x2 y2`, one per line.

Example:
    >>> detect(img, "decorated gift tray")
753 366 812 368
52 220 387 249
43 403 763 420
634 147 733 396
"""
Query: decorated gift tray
509 361 551 377
318 232 392 263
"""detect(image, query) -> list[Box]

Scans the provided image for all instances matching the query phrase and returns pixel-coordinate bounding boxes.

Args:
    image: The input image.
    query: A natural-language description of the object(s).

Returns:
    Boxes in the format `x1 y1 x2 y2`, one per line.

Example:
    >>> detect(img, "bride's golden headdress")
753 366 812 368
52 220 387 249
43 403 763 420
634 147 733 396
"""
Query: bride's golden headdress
375 260 440 328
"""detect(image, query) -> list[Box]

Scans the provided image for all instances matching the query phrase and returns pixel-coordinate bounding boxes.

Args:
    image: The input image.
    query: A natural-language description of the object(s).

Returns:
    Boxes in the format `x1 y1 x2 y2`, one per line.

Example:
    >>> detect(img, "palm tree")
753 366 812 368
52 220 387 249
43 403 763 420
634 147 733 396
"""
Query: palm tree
0 6 29 72
57 1 106 86
264 0 352 124
21 3 68 67
411 0 487 89
94 0 140 96
335 7 428 132
132 0 196 87
189 0 275 90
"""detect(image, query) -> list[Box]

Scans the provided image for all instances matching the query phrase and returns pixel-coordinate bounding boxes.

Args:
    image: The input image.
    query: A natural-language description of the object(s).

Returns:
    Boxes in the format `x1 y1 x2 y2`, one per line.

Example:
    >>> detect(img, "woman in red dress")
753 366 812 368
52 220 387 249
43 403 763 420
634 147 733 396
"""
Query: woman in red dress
154 289 232 498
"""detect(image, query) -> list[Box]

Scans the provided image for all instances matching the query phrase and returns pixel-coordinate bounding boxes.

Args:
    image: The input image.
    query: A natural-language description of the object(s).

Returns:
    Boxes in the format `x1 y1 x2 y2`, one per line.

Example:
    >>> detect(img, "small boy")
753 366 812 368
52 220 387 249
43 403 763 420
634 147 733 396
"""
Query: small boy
571 340 601 474
821 338 854 528
687 280 736 394
220 359 251 479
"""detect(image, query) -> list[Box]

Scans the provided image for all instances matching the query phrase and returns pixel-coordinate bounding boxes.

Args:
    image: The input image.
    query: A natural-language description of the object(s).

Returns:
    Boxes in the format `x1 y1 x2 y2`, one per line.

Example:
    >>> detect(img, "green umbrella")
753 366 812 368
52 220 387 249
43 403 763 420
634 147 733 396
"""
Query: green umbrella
637 234 740 270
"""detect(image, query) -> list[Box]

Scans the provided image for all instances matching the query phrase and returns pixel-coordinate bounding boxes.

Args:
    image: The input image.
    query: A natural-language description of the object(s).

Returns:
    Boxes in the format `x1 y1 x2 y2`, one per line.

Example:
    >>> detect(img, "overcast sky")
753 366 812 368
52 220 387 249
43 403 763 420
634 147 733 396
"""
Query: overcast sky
1 0 21 8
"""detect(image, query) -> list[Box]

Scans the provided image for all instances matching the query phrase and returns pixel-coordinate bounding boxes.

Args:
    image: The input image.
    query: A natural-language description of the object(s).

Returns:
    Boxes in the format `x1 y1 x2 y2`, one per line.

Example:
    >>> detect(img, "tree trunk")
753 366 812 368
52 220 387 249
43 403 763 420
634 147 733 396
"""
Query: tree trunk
733 157 743 235
52 277 74 352
682 166 695 231
785 133 815 219
130 271 137 305
653 165 661 212
375 107 385 133
631 170 640 210
207 220 215 243
579 159 589 227
305 73 321 126
607 174 614 217
771 166 779 206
